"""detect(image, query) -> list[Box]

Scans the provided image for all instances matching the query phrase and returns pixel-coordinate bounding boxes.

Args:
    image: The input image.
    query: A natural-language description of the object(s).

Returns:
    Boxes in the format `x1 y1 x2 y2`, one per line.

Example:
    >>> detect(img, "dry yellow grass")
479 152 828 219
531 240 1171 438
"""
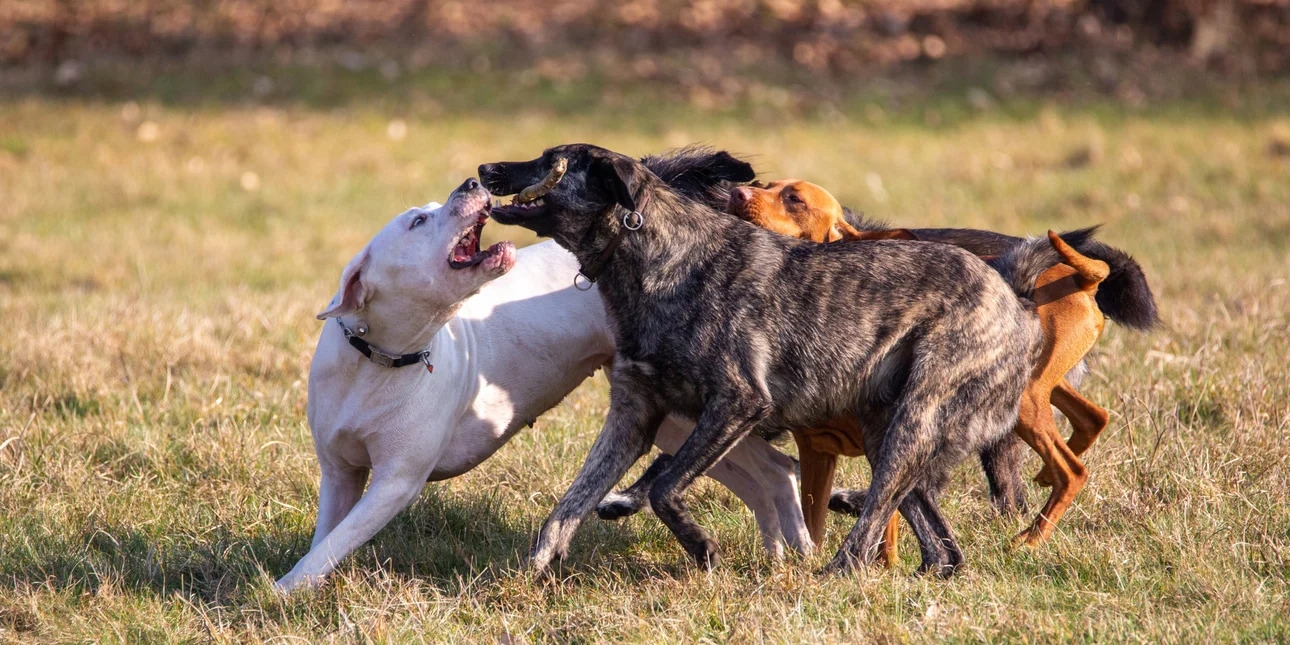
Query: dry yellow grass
1 65 1288 642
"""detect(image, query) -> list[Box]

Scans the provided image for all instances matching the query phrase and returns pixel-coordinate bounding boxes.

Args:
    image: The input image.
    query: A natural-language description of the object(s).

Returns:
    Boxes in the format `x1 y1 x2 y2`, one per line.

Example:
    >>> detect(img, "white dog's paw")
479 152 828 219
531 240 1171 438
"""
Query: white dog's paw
273 572 322 595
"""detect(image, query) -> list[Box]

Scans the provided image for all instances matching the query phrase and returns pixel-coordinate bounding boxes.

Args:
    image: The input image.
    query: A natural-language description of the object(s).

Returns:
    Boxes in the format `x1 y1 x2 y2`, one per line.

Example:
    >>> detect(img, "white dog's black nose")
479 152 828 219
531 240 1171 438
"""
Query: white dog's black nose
458 178 481 193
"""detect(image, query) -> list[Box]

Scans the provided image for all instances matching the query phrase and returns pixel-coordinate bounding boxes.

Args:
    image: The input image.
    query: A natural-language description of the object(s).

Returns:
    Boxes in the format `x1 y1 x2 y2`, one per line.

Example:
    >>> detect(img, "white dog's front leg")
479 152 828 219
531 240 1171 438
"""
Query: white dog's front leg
275 470 427 594
310 465 370 548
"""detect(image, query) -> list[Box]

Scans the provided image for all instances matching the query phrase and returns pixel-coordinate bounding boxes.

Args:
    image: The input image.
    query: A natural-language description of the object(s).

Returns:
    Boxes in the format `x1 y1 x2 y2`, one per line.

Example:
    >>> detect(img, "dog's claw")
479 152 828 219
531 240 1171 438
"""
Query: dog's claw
689 538 722 570
1011 526 1048 549
915 560 959 579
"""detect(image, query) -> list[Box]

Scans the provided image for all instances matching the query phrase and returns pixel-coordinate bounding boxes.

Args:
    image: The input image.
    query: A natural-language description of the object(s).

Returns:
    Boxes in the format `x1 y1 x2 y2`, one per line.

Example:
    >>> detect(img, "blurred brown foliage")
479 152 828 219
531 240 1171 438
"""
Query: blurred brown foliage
2 0 1288 73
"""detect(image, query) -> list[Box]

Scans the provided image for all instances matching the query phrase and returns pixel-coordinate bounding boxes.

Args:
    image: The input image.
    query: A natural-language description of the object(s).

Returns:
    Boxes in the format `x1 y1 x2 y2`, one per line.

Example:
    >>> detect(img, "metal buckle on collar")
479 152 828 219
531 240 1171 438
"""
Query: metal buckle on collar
369 350 397 368
574 272 595 291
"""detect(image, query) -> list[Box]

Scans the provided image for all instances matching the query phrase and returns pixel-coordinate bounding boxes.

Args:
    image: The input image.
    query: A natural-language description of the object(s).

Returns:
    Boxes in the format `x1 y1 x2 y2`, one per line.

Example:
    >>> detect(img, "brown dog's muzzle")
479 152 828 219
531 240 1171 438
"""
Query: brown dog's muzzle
727 186 759 221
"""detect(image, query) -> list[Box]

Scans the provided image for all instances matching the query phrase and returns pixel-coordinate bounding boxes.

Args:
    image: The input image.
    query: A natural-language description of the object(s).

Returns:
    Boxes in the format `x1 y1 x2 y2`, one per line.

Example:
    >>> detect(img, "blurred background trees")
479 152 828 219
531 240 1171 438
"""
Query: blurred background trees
3 0 1287 75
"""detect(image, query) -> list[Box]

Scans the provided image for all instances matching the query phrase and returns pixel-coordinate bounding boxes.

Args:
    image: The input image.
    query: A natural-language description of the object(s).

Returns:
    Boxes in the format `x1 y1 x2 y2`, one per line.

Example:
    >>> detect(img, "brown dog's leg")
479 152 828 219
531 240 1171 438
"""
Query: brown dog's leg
1036 380 1110 487
879 514 900 567
1011 392 1089 546
794 432 837 548
1052 379 1111 460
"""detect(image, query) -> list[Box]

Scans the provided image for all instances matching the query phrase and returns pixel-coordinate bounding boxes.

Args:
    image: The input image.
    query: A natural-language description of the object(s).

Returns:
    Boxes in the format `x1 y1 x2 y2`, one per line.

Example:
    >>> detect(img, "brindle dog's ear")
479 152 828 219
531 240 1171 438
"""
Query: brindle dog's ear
696 151 755 184
589 155 643 213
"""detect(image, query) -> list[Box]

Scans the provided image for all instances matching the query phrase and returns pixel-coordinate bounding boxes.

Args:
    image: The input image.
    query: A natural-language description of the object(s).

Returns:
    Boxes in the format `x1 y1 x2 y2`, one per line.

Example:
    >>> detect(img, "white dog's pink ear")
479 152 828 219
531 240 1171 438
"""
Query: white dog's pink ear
317 247 372 320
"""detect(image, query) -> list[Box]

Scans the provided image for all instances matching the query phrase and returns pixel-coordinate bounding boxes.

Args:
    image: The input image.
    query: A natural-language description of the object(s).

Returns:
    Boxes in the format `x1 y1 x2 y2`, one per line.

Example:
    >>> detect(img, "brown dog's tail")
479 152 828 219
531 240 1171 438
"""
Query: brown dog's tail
989 227 1158 331
1047 230 1109 289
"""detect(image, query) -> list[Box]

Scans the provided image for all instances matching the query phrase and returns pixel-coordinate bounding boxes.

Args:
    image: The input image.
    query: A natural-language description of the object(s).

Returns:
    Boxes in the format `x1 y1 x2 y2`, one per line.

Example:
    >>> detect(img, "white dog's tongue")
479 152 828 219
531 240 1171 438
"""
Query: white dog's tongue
454 228 478 263
452 220 490 267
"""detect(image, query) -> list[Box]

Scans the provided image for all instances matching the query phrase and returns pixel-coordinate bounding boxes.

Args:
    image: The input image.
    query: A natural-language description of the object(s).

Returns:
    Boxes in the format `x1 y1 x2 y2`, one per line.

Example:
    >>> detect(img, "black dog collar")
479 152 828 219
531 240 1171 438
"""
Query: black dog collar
338 319 434 373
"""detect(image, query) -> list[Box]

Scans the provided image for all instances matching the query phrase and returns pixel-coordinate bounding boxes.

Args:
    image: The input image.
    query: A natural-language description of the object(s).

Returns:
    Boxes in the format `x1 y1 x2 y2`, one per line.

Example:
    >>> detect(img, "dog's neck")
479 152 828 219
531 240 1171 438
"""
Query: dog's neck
339 299 462 357
589 183 732 296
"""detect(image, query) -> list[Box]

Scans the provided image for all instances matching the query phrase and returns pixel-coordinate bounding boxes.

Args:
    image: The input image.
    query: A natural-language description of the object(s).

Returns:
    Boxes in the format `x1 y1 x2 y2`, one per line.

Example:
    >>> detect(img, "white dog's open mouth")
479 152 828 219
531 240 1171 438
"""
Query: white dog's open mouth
449 215 488 269
448 213 515 271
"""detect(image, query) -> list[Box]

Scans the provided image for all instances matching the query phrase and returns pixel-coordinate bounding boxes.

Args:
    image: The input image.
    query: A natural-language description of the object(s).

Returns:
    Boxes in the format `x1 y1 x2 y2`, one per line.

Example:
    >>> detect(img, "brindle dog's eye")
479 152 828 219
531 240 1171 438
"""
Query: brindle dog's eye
785 193 803 204
410 214 427 230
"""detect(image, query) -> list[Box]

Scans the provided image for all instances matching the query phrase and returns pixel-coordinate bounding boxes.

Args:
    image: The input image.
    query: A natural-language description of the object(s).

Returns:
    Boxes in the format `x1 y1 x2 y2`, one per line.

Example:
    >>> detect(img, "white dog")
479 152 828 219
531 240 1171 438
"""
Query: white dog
275 180 808 593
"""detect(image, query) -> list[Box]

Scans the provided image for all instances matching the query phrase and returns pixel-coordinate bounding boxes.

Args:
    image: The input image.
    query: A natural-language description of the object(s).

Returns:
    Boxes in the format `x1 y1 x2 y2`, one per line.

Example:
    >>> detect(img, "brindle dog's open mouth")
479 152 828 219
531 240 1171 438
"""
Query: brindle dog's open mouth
490 157 567 221
448 204 507 270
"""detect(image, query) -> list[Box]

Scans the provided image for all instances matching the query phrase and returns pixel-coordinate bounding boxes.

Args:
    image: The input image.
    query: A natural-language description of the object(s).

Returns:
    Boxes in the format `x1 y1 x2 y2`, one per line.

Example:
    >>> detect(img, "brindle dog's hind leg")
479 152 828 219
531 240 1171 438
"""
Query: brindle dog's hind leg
898 487 964 578
979 432 1028 516
528 366 666 573
825 427 925 573
646 390 772 569
825 369 970 576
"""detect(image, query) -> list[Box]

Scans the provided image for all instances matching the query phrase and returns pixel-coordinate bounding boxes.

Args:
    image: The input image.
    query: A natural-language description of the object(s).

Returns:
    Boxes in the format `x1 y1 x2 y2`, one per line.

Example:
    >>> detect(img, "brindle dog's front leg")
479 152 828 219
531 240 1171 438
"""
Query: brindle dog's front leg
528 366 665 573
647 390 772 569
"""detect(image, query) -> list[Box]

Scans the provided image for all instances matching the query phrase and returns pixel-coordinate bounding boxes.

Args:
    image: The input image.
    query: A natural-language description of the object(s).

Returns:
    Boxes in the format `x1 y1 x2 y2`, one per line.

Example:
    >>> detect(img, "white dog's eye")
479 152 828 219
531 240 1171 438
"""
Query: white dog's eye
409 214 427 230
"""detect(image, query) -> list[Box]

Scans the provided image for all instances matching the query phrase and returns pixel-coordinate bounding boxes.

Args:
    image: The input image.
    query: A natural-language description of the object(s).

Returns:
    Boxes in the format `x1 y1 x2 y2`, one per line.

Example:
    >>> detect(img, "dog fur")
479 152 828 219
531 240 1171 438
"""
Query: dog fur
593 156 1157 559
481 144 1042 576
721 178 1127 551
275 179 811 593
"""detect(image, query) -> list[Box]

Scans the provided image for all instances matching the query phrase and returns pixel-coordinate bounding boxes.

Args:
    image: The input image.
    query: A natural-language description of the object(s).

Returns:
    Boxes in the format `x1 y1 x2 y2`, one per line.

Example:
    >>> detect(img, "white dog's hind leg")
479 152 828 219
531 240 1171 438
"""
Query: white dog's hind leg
744 438 814 555
704 454 787 558
274 469 427 594
310 465 369 548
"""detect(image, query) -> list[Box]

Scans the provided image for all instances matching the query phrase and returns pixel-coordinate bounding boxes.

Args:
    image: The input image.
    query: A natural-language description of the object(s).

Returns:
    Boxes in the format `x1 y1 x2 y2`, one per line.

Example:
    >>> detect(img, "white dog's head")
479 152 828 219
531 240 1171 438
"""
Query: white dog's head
317 179 518 324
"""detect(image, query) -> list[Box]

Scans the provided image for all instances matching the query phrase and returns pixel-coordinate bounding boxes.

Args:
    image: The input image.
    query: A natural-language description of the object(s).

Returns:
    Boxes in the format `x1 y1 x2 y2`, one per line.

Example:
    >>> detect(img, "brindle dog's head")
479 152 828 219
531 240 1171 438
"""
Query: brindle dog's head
480 144 646 246
479 144 755 249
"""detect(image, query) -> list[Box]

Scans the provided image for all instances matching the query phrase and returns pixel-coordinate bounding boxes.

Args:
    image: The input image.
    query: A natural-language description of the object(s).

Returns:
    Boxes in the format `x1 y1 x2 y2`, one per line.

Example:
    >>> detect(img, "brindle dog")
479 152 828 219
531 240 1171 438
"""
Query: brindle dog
633 148 1031 519
480 144 1042 576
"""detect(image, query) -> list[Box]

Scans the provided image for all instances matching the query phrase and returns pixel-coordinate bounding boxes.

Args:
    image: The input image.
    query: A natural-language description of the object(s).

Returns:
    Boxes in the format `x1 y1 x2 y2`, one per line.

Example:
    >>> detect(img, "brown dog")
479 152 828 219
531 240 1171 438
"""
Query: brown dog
727 179 1112 559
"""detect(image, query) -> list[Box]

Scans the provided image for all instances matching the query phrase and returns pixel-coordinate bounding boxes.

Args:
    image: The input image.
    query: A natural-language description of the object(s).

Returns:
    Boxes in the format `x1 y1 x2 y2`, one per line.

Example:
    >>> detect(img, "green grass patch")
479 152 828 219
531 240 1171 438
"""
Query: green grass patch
1 65 1288 641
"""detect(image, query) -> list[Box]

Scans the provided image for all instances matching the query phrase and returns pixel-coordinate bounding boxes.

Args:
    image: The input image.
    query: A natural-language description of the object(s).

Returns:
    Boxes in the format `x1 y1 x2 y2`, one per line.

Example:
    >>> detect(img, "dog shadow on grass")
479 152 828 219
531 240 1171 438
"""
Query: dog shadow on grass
0 487 666 604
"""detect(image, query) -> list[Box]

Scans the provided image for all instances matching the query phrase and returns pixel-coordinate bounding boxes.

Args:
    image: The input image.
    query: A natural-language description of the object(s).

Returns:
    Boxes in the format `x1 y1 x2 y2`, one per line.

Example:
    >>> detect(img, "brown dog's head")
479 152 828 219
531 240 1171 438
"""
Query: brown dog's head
727 179 915 243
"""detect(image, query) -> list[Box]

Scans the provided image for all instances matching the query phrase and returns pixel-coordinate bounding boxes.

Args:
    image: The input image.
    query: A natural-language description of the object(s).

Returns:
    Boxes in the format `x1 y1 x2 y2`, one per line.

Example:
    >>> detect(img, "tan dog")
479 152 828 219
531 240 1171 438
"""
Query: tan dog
727 179 1112 560
729 180 914 243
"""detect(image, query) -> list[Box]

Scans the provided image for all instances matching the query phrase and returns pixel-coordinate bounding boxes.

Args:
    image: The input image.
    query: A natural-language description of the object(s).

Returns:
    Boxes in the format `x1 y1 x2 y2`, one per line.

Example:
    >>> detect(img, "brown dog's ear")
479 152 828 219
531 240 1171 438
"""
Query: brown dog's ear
589 154 644 213
317 246 372 319
828 220 870 242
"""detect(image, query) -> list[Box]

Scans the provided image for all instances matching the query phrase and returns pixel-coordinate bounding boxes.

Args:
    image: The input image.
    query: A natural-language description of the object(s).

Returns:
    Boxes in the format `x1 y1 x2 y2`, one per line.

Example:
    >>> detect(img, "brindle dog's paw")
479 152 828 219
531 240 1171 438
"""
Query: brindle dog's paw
688 538 722 570
915 559 960 579
821 550 859 575
827 489 867 516
596 492 644 521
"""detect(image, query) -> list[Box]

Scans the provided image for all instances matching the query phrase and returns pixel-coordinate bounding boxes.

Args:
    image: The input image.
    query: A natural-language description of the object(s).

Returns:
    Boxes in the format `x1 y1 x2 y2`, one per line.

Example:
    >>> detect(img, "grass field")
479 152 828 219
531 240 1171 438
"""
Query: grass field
2 63 1289 642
